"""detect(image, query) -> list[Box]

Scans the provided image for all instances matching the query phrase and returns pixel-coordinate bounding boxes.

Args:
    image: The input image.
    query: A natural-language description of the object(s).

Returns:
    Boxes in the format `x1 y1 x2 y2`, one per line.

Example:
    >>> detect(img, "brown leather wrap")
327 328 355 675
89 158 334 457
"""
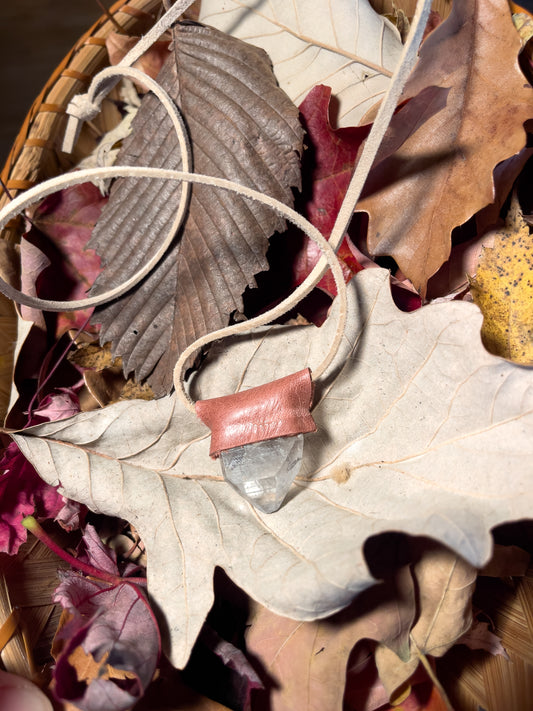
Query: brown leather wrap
195 368 316 458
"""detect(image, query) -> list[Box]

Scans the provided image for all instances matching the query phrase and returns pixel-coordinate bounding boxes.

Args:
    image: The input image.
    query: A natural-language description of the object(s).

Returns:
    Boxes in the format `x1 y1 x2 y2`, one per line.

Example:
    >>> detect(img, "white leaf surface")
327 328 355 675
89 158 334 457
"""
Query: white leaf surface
198 0 403 125
13 269 533 667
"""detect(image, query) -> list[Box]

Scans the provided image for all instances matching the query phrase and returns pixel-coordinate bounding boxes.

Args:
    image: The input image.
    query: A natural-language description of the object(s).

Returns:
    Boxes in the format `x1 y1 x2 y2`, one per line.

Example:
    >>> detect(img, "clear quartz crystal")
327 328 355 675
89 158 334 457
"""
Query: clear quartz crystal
220 434 304 513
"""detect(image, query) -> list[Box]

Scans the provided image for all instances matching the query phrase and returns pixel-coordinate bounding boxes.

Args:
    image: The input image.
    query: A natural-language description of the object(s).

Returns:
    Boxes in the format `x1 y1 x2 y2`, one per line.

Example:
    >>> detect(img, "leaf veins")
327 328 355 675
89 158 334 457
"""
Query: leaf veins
89 21 303 394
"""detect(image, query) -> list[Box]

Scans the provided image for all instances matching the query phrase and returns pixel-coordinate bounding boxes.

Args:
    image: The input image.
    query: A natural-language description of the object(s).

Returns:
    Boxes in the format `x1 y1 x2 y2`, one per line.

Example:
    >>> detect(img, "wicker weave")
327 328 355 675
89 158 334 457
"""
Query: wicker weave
0 0 164 243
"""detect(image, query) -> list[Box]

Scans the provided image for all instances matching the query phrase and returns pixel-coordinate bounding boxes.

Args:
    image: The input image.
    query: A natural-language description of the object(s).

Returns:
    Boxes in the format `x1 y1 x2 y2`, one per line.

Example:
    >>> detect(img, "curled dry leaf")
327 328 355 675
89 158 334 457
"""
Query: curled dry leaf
52 525 158 711
12 269 533 668
199 0 403 126
357 0 533 294
89 22 303 394
456 619 509 659
53 577 159 711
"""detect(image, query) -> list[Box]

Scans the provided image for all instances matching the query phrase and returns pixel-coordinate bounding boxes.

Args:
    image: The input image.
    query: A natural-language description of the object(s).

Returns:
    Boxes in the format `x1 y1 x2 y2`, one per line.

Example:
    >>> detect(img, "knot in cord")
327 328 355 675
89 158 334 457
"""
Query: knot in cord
67 91 102 122
63 91 105 154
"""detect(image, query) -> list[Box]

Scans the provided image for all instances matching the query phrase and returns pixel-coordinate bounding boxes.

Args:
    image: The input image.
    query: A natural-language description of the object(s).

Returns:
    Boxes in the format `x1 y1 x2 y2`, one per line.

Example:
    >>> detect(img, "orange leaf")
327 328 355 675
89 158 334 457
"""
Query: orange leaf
470 197 533 364
358 0 533 295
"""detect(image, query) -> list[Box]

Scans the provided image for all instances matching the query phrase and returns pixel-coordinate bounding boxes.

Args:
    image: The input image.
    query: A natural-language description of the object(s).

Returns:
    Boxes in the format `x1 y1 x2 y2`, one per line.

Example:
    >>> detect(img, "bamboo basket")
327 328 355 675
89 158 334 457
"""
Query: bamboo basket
0 1 531 709
0 0 164 244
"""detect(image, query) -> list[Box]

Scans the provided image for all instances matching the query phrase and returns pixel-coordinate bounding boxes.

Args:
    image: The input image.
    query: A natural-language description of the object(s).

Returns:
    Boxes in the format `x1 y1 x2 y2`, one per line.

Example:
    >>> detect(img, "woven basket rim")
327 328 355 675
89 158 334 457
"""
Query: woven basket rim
0 0 164 227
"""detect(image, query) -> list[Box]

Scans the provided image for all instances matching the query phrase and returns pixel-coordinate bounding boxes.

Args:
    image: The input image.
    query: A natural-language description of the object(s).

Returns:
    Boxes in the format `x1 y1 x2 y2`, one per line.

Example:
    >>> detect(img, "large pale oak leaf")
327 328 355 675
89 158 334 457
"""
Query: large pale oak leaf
199 0 403 126
89 22 303 394
357 0 533 294
11 269 533 668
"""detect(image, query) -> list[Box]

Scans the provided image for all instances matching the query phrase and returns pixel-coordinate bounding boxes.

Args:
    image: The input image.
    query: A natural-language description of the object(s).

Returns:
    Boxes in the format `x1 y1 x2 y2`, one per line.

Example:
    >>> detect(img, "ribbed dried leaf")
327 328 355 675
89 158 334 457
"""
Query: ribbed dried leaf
89 22 303 394
245 567 415 711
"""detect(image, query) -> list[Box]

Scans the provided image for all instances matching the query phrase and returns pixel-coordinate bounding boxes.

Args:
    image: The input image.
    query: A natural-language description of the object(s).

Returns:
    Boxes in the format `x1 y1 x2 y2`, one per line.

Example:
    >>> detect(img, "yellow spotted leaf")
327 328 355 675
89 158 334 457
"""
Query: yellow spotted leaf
470 198 533 364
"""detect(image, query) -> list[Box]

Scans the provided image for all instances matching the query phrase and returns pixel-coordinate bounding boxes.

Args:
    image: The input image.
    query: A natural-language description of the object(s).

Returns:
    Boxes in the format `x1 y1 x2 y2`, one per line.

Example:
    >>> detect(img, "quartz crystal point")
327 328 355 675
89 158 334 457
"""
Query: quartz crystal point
220 434 304 513
195 369 315 512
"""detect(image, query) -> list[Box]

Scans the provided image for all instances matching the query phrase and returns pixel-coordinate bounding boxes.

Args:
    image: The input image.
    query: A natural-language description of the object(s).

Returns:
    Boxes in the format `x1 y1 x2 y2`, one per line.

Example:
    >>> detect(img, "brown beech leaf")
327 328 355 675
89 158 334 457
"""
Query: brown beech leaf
89 22 303 394
357 0 533 295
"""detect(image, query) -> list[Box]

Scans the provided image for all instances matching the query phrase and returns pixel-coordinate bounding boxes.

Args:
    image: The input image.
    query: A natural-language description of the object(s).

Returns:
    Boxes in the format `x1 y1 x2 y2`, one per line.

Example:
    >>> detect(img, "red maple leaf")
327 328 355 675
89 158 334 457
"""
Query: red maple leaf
294 85 368 297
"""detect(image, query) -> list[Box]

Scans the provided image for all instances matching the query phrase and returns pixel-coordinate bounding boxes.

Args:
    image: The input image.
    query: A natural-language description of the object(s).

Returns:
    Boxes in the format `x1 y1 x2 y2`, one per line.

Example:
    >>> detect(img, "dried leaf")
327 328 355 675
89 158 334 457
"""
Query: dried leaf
410 544 476 658
470 197 533 364
0 386 85 555
0 442 63 555
185 625 263 711
33 388 80 422
199 0 403 126
24 183 106 335
372 542 477 700
53 574 159 711
475 147 533 234
456 619 509 659
358 0 533 294
12 269 533 668
479 544 530 578
245 567 414 711
90 22 303 394
426 232 495 302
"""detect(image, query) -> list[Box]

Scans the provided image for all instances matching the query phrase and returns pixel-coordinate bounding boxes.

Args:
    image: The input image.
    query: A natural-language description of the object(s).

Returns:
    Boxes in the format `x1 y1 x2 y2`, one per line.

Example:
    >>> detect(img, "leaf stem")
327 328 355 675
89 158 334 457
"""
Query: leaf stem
410 635 455 711
22 516 147 587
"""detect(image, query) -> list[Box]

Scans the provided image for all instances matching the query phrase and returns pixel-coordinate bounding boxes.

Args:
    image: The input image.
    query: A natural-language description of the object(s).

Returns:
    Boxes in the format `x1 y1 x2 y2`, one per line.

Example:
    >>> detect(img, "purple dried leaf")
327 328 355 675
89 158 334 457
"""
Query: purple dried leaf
53 573 160 711
76 523 119 578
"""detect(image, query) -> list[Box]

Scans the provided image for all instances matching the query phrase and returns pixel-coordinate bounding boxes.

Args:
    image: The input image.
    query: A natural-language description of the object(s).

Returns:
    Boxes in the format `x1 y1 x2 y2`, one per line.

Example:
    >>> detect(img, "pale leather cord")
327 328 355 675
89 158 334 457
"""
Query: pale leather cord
63 0 198 152
0 0 431 413
0 64 192 311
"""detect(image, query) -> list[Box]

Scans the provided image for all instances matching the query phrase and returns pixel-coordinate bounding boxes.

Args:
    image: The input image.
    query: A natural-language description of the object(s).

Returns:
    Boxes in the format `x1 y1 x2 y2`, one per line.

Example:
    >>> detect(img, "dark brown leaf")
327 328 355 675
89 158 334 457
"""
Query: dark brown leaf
89 22 303 394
